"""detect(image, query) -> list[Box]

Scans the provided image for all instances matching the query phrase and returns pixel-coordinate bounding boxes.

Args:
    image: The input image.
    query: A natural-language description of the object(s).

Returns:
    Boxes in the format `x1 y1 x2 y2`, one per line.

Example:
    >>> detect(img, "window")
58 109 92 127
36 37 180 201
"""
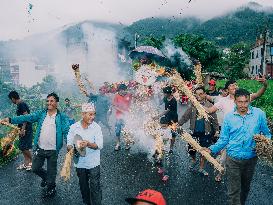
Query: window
251 51 254 59
251 66 254 74
256 65 258 74
256 51 259 58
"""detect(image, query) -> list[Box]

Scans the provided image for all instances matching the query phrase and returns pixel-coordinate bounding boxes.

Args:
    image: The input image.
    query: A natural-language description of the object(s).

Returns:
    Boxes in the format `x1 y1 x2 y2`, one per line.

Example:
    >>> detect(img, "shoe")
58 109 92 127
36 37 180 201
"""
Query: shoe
198 169 209 176
114 144 121 151
40 180 47 188
162 175 169 182
42 188 56 198
16 164 27 170
157 168 164 174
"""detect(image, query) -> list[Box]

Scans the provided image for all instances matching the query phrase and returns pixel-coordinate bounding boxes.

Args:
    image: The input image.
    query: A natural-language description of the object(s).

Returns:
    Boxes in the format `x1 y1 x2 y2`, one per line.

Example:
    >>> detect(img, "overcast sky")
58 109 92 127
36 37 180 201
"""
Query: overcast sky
0 0 272 41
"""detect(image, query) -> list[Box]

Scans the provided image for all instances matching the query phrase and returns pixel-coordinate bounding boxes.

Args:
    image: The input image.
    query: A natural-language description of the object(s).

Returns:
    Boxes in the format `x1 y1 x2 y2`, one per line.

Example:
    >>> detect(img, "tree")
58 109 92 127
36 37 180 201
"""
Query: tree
140 36 166 49
173 34 222 71
225 42 250 79
39 75 58 94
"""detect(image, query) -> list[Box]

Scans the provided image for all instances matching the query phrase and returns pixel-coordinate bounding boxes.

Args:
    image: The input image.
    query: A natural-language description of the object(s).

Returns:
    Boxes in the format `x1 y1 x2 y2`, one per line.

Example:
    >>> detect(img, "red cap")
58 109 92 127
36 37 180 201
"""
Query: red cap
125 189 166 205
208 79 216 85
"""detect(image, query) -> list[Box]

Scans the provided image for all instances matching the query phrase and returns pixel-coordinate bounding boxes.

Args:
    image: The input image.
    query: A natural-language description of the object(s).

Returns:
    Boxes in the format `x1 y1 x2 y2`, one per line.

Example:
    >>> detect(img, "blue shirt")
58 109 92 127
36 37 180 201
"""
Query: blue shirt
67 121 103 169
209 106 271 160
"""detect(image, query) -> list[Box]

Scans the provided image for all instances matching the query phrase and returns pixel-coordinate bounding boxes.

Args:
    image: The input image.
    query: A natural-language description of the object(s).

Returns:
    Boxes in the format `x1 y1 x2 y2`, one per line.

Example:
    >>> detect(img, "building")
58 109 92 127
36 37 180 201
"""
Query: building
0 60 20 86
0 59 11 84
249 30 273 77
10 64 19 86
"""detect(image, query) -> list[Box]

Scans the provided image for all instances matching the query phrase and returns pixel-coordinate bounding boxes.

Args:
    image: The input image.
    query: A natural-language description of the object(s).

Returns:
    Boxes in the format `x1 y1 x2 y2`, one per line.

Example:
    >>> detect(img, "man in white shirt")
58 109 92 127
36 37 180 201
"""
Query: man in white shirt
206 78 268 117
67 103 103 205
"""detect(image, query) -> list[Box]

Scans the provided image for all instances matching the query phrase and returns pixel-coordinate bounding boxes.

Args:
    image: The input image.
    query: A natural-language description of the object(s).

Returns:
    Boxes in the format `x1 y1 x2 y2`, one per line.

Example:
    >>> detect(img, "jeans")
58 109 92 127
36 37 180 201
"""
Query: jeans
76 166 102 205
226 156 257 205
32 148 57 189
115 119 125 137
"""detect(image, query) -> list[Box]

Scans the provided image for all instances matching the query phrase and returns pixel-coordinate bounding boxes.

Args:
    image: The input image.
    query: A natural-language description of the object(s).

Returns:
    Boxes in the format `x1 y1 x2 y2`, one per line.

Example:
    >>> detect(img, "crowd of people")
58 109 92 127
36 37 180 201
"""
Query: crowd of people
0 74 271 205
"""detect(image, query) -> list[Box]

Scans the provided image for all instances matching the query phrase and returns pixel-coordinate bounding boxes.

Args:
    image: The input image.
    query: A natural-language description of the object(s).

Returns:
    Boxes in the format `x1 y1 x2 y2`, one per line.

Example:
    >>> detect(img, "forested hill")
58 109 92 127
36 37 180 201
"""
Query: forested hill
126 2 273 47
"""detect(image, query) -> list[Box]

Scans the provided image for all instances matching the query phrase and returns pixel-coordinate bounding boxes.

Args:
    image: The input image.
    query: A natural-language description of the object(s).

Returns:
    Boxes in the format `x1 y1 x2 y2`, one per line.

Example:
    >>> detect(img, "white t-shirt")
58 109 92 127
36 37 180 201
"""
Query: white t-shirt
214 95 235 117
38 113 57 150
212 95 225 126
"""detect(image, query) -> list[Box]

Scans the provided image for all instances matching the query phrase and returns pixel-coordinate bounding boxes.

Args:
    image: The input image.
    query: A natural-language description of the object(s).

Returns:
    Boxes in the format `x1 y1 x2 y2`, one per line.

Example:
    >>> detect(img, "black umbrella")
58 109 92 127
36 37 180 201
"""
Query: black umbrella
129 46 171 66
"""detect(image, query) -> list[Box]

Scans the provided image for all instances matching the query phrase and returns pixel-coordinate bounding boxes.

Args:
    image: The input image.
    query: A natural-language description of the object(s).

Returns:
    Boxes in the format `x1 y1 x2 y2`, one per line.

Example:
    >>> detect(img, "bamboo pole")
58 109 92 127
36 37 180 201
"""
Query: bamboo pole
72 64 88 96
176 131 224 173
193 62 203 86
170 70 209 120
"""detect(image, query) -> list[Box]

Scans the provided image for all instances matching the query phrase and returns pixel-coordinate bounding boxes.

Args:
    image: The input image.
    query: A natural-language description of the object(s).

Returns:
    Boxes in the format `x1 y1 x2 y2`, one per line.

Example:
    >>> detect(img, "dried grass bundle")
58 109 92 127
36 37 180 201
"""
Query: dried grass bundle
0 122 20 157
170 71 209 120
60 149 74 181
254 134 273 165
194 62 203 86
180 131 224 173
72 64 88 96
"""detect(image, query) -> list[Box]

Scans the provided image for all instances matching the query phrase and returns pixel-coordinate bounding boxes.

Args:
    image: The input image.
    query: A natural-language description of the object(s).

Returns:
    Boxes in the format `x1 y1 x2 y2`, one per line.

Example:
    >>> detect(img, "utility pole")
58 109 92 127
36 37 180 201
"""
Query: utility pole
270 44 273 78
260 19 269 75
134 33 139 48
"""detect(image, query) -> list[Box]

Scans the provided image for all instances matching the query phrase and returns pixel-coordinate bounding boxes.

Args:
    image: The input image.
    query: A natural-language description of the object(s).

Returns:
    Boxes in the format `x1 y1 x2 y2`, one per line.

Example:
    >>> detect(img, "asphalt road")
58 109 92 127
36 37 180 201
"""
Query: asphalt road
0 104 273 205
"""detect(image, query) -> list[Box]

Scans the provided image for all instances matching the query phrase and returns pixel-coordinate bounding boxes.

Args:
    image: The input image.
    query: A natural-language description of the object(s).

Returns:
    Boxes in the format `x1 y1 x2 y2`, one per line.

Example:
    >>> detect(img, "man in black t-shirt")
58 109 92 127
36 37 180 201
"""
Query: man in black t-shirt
154 86 178 153
8 91 33 171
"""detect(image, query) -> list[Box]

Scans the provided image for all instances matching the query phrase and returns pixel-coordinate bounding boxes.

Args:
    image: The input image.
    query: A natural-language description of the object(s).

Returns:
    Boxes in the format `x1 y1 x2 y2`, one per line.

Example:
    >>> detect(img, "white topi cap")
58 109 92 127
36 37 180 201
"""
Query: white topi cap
81 103 95 112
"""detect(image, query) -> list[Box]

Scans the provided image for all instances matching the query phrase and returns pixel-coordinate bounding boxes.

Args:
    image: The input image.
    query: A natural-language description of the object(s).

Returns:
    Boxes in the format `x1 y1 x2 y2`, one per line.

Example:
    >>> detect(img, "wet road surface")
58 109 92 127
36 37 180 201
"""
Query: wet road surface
1 105 272 205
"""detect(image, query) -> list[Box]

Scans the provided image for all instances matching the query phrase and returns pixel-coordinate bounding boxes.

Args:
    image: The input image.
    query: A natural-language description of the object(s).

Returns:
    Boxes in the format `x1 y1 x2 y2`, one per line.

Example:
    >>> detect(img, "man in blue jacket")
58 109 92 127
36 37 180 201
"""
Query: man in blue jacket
1 93 70 198
203 89 271 205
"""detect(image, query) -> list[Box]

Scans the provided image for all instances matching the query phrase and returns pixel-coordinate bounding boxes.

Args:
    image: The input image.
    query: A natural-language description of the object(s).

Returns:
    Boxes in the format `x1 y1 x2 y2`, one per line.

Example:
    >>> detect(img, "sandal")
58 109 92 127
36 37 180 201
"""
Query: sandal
25 163 32 171
198 169 209 176
114 144 121 151
189 160 197 170
17 164 27 170
125 144 131 150
162 175 169 182
157 168 164 174
215 174 222 182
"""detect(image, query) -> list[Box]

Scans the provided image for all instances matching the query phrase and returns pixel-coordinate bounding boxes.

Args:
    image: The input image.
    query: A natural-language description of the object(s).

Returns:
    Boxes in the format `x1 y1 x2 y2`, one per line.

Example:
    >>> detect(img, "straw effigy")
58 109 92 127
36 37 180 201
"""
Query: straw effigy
254 134 273 166
169 70 209 120
60 149 74 181
72 64 88 96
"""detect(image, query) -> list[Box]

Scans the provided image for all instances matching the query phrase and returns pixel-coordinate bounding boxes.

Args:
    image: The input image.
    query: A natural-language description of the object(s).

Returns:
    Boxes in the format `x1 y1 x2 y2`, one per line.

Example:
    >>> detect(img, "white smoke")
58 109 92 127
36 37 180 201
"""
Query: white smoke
163 39 192 67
